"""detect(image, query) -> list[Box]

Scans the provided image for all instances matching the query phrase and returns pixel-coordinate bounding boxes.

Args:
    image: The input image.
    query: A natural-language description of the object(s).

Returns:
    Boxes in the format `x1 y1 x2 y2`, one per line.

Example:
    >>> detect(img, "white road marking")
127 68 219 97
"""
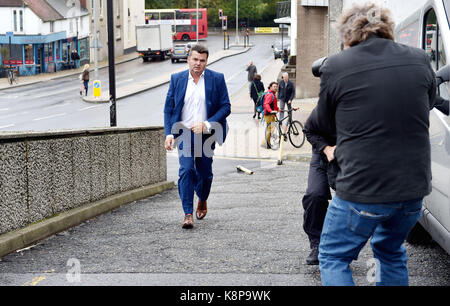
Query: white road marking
226 71 242 82
43 103 70 110
33 113 66 121
78 105 105 111
0 108 10 111
0 124 15 129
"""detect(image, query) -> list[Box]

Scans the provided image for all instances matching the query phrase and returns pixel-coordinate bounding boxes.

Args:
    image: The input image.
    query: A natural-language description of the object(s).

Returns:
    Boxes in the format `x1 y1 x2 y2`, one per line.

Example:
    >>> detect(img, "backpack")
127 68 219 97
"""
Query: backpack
256 91 275 115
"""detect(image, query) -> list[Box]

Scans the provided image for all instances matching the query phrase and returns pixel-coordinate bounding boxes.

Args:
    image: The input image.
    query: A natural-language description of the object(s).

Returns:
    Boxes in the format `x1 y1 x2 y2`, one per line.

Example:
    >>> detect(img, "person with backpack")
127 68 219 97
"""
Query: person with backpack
250 74 265 119
263 82 279 149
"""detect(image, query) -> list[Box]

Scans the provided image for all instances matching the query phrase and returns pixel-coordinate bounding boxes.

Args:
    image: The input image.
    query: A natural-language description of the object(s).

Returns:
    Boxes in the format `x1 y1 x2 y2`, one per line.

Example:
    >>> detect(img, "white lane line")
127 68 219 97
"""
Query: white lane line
0 124 15 129
33 113 66 121
0 108 10 111
78 105 105 111
116 78 134 85
43 103 70 110
226 70 242 83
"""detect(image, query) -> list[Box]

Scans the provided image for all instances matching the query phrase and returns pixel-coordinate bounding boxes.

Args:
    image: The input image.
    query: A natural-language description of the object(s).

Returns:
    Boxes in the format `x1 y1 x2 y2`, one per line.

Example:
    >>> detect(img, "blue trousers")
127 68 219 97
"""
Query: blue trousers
177 133 214 215
318 195 422 286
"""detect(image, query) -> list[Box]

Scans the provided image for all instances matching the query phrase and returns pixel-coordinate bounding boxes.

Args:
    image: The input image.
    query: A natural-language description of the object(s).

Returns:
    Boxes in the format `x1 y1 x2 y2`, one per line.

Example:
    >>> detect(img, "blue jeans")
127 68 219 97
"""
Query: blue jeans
318 195 422 286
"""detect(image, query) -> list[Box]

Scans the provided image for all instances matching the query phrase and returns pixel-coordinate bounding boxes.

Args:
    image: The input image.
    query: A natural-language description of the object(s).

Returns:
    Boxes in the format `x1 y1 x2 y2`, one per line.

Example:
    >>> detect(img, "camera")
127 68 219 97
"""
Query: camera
312 57 327 78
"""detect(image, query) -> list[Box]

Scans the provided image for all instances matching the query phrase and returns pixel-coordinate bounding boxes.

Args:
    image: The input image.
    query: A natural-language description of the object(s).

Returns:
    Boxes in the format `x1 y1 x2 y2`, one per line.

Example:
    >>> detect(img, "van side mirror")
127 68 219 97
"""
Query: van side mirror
436 65 450 86
312 57 328 77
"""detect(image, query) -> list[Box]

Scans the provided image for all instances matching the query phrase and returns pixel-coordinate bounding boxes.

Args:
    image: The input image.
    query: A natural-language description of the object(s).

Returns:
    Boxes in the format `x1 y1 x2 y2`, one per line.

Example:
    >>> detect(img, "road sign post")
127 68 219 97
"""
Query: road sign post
93 80 101 98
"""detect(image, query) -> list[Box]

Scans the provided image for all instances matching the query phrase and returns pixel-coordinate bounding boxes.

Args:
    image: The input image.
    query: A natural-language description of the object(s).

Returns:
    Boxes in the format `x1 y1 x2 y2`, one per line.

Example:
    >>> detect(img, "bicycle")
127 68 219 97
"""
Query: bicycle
265 107 306 150
6 66 18 85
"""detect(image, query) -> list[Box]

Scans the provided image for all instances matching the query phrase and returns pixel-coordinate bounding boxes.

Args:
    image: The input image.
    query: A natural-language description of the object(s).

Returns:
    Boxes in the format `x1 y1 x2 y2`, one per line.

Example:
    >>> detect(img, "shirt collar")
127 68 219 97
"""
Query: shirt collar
189 70 205 80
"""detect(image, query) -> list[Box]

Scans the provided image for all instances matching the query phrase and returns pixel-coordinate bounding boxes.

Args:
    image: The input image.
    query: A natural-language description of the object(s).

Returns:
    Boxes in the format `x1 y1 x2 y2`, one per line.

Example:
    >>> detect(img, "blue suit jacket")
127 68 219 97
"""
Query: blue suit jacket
164 68 231 145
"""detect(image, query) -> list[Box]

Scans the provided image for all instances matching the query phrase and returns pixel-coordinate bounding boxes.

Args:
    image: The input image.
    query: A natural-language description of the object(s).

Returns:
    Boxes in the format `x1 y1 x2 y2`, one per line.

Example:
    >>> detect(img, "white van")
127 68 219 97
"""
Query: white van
395 0 450 254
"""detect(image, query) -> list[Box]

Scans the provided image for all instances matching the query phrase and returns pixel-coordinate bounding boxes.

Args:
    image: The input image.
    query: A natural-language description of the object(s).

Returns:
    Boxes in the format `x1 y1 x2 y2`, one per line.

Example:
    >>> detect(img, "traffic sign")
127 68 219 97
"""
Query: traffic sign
6 32 13 37
93 80 101 98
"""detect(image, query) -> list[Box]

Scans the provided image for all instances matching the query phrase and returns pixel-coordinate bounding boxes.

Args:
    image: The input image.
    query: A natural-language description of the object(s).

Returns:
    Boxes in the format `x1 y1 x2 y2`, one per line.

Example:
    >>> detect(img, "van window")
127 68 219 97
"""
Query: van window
397 19 420 47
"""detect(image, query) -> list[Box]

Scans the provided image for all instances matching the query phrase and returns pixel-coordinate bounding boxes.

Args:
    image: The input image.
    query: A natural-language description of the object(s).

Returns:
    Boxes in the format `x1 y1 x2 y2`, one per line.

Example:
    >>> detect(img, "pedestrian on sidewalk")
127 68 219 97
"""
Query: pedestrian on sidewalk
263 82 279 149
81 64 90 96
312 3 437 286
250 74 264 119
282 49 289 65
277 72 295 123
246 61 257 82
71 49 80 69
164 44 231 229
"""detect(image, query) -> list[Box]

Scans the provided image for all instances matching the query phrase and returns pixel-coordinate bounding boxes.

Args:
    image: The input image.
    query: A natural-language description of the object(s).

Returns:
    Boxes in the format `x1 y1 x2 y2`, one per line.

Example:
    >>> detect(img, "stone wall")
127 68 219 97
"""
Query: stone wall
0 127 166 235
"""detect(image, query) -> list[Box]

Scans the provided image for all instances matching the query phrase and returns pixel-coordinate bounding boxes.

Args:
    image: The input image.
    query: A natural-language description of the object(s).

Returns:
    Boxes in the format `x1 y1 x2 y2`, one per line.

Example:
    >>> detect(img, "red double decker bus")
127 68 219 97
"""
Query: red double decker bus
144 8 208 41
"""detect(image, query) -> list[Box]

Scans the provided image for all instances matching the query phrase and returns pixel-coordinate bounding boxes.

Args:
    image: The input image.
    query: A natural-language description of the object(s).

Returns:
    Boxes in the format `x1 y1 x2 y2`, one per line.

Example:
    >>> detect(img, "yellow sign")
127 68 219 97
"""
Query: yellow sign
93 80 101 98
254 27 280 34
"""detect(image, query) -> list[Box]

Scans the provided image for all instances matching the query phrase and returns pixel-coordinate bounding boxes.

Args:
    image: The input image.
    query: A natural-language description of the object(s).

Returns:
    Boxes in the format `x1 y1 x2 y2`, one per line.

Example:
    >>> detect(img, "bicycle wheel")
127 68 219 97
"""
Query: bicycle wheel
288 120 306 148
265 121 280 150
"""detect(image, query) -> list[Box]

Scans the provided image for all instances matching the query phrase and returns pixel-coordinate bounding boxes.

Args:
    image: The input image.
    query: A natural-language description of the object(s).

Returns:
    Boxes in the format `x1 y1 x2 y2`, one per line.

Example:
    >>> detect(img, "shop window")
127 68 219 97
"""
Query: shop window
25 44 33 64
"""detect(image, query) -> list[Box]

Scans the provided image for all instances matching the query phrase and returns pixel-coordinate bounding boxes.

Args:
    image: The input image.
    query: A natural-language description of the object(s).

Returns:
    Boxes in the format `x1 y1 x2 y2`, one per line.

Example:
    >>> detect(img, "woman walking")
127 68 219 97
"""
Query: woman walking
250 74 264 119
81 64 90 96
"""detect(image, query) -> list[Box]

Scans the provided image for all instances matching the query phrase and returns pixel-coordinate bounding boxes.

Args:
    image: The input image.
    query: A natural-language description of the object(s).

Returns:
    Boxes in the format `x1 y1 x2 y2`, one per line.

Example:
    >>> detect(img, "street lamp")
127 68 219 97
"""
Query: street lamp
107 0 117 127
235 0 239 44
196 0 199 43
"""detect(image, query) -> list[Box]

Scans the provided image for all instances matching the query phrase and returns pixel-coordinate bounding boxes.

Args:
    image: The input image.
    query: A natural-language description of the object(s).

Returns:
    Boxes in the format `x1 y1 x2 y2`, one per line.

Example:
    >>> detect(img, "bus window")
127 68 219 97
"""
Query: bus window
146 12 159 20
161 12 174 20
191 12 203 19
176 25 190 33
176 11 190 20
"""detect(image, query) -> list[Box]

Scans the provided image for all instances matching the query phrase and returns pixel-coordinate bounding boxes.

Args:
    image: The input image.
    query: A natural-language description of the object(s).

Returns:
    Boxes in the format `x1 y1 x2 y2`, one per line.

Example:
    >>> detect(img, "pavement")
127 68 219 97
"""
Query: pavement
0 158 449 286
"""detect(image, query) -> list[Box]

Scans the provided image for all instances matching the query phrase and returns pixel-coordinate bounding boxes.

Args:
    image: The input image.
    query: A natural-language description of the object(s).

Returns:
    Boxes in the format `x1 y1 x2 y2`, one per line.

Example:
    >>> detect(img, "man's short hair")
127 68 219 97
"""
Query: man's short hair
338 3 395 47
190 44 209 59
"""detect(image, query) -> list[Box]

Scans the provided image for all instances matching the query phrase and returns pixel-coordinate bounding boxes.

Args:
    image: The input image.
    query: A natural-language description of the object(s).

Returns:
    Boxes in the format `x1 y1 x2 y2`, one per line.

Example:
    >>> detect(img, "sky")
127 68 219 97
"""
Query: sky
343 0 427 24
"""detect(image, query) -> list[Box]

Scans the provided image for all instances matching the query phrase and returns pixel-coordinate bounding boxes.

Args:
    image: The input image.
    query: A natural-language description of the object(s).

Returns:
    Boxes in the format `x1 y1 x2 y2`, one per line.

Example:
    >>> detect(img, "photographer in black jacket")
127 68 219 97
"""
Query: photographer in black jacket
308 3 444 286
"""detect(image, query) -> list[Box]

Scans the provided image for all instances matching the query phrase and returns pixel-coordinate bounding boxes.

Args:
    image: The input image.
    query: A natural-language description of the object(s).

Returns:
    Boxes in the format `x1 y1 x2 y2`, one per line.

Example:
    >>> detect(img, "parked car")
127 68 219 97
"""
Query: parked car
272 40 290 59
170 44 192 63
395 0 450 254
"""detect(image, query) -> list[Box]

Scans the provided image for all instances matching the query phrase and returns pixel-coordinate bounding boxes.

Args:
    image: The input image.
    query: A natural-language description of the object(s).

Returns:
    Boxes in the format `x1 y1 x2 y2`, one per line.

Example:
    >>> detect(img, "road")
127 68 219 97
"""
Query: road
0 34 275 132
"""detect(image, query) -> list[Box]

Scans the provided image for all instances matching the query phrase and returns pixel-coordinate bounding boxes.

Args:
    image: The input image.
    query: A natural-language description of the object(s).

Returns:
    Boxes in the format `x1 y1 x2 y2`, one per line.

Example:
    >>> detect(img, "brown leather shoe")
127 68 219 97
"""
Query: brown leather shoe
182 214 194 229
196 201 207 220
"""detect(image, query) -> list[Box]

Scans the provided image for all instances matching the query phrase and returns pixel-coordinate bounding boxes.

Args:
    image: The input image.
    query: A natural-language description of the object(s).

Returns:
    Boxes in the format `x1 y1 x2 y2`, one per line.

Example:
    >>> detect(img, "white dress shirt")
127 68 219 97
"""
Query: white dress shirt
167 71 211 140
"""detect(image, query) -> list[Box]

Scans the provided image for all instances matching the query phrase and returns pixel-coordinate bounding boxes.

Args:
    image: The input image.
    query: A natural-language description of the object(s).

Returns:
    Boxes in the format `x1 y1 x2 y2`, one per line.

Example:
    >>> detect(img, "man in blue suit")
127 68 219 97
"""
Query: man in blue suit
164 44 231 229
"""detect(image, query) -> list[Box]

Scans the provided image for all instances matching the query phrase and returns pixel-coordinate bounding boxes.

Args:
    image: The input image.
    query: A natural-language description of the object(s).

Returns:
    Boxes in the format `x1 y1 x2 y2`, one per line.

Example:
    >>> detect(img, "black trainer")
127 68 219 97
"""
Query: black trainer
306 247 319 265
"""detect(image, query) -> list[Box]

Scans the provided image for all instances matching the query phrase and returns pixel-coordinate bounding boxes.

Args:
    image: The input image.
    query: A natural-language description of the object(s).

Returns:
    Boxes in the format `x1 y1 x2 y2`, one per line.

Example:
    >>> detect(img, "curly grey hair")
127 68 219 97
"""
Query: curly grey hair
338 2 395 47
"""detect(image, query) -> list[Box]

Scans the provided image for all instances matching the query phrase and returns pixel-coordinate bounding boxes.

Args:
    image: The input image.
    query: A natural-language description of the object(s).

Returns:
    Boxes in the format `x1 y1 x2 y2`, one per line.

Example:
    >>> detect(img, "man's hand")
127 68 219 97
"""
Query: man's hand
323 145 336 162
191 122 206 134
165 137 175 151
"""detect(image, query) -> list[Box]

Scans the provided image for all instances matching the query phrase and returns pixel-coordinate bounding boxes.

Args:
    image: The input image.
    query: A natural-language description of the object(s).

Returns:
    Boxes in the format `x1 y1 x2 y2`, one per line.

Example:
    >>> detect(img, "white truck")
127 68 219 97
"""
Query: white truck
136 24 173 62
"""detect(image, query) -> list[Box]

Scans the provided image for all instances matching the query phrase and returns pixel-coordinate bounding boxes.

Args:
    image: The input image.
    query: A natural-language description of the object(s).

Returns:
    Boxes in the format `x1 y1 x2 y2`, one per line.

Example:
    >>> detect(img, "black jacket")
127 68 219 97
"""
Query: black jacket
313 36 437 204
250 79 265 103
278 80 295 102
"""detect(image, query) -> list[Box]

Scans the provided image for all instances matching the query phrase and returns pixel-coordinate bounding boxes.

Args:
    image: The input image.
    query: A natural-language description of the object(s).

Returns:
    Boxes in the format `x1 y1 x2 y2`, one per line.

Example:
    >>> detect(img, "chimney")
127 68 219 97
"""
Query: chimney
79 0 87 9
